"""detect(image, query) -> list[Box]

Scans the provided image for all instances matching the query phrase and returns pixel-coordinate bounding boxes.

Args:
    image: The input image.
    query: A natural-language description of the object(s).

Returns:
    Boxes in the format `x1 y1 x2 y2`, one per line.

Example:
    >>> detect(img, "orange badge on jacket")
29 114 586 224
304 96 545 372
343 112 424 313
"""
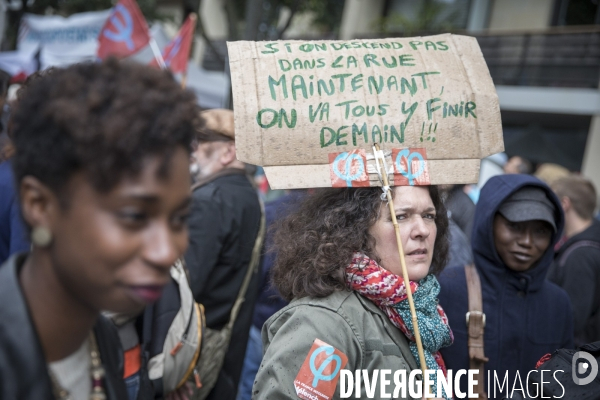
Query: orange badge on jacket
294 338 349 400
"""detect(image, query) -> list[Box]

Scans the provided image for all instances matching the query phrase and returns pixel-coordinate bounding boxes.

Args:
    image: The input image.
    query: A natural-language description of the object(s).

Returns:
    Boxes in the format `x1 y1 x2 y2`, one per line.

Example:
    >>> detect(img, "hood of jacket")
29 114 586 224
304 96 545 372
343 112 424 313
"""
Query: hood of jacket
472 174 565 293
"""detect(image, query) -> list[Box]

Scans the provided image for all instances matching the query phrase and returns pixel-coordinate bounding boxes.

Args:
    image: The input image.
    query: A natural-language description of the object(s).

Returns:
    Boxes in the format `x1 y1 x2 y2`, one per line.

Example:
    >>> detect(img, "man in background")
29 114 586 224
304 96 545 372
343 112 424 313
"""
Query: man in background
236 190 306 400
548 176 600 346
185 109 262 399
444 184 476 240
504 155 533 175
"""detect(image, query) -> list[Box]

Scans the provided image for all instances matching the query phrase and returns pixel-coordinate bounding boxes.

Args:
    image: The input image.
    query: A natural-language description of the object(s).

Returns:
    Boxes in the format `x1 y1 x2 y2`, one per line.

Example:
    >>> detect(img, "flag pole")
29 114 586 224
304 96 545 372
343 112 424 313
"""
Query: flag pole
149 38 167 69
181 72 188 89
372 143 432 396
181 13 197 89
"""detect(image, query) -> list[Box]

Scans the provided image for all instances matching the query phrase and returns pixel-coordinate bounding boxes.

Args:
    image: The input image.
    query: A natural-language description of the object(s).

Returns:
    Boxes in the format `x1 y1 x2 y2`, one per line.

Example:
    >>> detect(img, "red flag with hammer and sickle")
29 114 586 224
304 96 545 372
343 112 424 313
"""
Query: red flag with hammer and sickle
97 0 151 59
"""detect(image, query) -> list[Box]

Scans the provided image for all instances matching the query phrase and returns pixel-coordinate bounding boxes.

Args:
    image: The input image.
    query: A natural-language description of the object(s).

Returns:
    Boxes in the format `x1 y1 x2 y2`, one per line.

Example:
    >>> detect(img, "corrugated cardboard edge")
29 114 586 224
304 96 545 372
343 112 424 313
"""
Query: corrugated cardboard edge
264 159 480 189
451 35 504 157
227 41 263 165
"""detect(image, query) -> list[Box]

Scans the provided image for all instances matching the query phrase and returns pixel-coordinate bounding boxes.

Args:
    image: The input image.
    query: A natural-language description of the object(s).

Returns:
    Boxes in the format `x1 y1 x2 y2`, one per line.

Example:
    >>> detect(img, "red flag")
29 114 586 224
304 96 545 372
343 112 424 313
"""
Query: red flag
97 0 151 59
151 14 196 73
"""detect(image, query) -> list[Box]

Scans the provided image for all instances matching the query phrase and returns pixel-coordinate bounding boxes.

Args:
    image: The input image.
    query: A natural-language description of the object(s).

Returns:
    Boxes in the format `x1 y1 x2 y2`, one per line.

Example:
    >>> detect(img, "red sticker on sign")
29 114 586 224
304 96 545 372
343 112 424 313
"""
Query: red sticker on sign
392 148 431 186
328 150 370 188
294 339 349 400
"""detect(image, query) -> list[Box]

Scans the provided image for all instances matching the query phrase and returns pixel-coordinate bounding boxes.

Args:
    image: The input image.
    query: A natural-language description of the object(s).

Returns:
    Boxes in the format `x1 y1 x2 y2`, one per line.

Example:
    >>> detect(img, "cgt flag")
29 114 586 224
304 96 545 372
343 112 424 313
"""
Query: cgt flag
151 14 196 73
97 0 150 59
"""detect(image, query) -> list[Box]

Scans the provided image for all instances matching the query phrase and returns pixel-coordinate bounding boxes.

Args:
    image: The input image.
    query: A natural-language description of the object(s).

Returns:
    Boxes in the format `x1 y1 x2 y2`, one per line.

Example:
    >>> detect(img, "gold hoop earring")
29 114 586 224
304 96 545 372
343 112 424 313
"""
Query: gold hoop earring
32 226 52 248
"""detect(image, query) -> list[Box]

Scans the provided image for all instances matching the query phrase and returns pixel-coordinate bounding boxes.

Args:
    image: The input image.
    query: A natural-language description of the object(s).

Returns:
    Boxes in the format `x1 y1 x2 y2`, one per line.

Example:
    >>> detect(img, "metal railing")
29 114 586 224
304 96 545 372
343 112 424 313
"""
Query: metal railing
473 27 600 88
202 27 600 89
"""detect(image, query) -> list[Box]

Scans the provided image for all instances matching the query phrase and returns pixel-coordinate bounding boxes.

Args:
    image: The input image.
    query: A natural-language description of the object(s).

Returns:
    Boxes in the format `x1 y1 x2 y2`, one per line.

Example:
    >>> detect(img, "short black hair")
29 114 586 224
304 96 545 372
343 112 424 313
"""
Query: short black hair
11 59 199 201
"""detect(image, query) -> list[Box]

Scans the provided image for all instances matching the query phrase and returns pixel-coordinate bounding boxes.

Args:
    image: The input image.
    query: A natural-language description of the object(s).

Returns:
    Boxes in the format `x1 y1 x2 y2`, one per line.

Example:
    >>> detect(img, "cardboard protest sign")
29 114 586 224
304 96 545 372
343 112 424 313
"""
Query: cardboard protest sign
227 34 503 189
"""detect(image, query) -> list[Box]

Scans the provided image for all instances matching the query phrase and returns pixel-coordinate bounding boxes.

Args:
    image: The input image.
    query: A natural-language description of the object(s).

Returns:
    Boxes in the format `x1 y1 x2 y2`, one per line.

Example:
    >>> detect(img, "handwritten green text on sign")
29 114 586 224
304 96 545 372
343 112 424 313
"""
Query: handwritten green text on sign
227 34 502 170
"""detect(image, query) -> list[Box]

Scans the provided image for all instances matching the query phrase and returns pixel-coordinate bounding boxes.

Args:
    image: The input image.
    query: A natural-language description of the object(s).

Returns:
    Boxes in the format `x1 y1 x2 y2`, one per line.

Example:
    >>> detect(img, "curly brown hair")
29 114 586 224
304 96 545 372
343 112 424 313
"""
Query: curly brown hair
272 186 449 301
11 58 199 204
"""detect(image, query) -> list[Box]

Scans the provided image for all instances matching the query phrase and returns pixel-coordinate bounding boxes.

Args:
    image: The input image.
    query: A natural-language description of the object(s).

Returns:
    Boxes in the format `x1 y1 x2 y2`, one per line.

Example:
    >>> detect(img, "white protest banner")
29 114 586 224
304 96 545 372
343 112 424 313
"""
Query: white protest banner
227 34 504 189
18 10 111 67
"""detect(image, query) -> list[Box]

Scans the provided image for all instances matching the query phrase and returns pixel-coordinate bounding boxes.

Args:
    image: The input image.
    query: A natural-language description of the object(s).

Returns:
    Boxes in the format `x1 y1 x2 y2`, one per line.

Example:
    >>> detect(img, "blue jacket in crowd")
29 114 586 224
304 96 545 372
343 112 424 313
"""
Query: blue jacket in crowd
438 174 573 398
0 161 29 265
252 190 306 330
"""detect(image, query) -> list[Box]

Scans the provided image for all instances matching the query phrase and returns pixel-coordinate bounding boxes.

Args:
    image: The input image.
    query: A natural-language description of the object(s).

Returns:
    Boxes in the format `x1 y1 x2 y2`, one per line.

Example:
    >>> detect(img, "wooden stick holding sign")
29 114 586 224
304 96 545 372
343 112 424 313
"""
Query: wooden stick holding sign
149 38 166 69
180 13 197 89
373 143 431 394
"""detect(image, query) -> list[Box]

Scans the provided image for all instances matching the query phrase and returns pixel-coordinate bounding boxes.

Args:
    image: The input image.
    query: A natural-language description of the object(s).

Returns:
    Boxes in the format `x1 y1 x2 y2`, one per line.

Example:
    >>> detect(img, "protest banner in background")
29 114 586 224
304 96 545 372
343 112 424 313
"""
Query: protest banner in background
18 10 110 67
227 34 504 189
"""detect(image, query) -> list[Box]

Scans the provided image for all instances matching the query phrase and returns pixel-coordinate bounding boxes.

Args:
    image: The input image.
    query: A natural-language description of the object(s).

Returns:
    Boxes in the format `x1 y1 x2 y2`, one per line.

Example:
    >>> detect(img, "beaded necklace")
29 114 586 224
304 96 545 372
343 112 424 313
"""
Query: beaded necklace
49 332 106 400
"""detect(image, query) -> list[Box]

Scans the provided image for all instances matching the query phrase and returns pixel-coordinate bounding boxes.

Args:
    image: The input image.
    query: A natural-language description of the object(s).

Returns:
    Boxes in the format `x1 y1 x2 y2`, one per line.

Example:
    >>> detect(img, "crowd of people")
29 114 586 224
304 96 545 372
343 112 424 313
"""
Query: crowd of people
0 59 598 400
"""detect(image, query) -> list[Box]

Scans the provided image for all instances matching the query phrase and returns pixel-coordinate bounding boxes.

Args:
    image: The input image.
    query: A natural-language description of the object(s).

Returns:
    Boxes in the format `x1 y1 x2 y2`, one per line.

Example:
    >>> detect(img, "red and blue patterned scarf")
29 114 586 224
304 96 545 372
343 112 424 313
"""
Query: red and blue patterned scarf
345 253 453 398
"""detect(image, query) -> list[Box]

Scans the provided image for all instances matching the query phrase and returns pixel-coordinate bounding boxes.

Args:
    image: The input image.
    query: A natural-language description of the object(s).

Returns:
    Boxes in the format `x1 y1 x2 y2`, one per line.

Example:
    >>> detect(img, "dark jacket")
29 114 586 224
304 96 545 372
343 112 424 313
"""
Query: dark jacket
0 161 30 264
446 218 473 269
184 169 261 400
548 219 600 346
445 184 476 241
0 254 128 400
252 191 305 330
438 174 573 399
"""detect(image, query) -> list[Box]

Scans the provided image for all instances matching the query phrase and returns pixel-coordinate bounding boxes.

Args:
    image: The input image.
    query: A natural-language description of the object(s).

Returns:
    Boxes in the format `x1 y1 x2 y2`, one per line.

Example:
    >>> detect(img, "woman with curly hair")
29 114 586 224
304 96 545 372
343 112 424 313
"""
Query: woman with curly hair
253 186 452 400
0 59 198 399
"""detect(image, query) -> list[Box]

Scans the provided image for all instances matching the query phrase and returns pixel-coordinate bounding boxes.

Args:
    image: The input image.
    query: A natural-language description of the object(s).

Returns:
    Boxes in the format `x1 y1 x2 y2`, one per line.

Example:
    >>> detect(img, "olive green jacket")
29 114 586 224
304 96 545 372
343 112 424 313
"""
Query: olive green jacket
253 290 421 399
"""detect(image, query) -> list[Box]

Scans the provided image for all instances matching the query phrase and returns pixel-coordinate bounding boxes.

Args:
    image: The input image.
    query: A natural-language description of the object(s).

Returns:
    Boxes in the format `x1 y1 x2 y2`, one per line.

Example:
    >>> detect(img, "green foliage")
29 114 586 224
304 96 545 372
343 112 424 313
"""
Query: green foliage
27 0 163 21
232 0 345 39
3 0 345 49
374 0 460 35
304 0 346 33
